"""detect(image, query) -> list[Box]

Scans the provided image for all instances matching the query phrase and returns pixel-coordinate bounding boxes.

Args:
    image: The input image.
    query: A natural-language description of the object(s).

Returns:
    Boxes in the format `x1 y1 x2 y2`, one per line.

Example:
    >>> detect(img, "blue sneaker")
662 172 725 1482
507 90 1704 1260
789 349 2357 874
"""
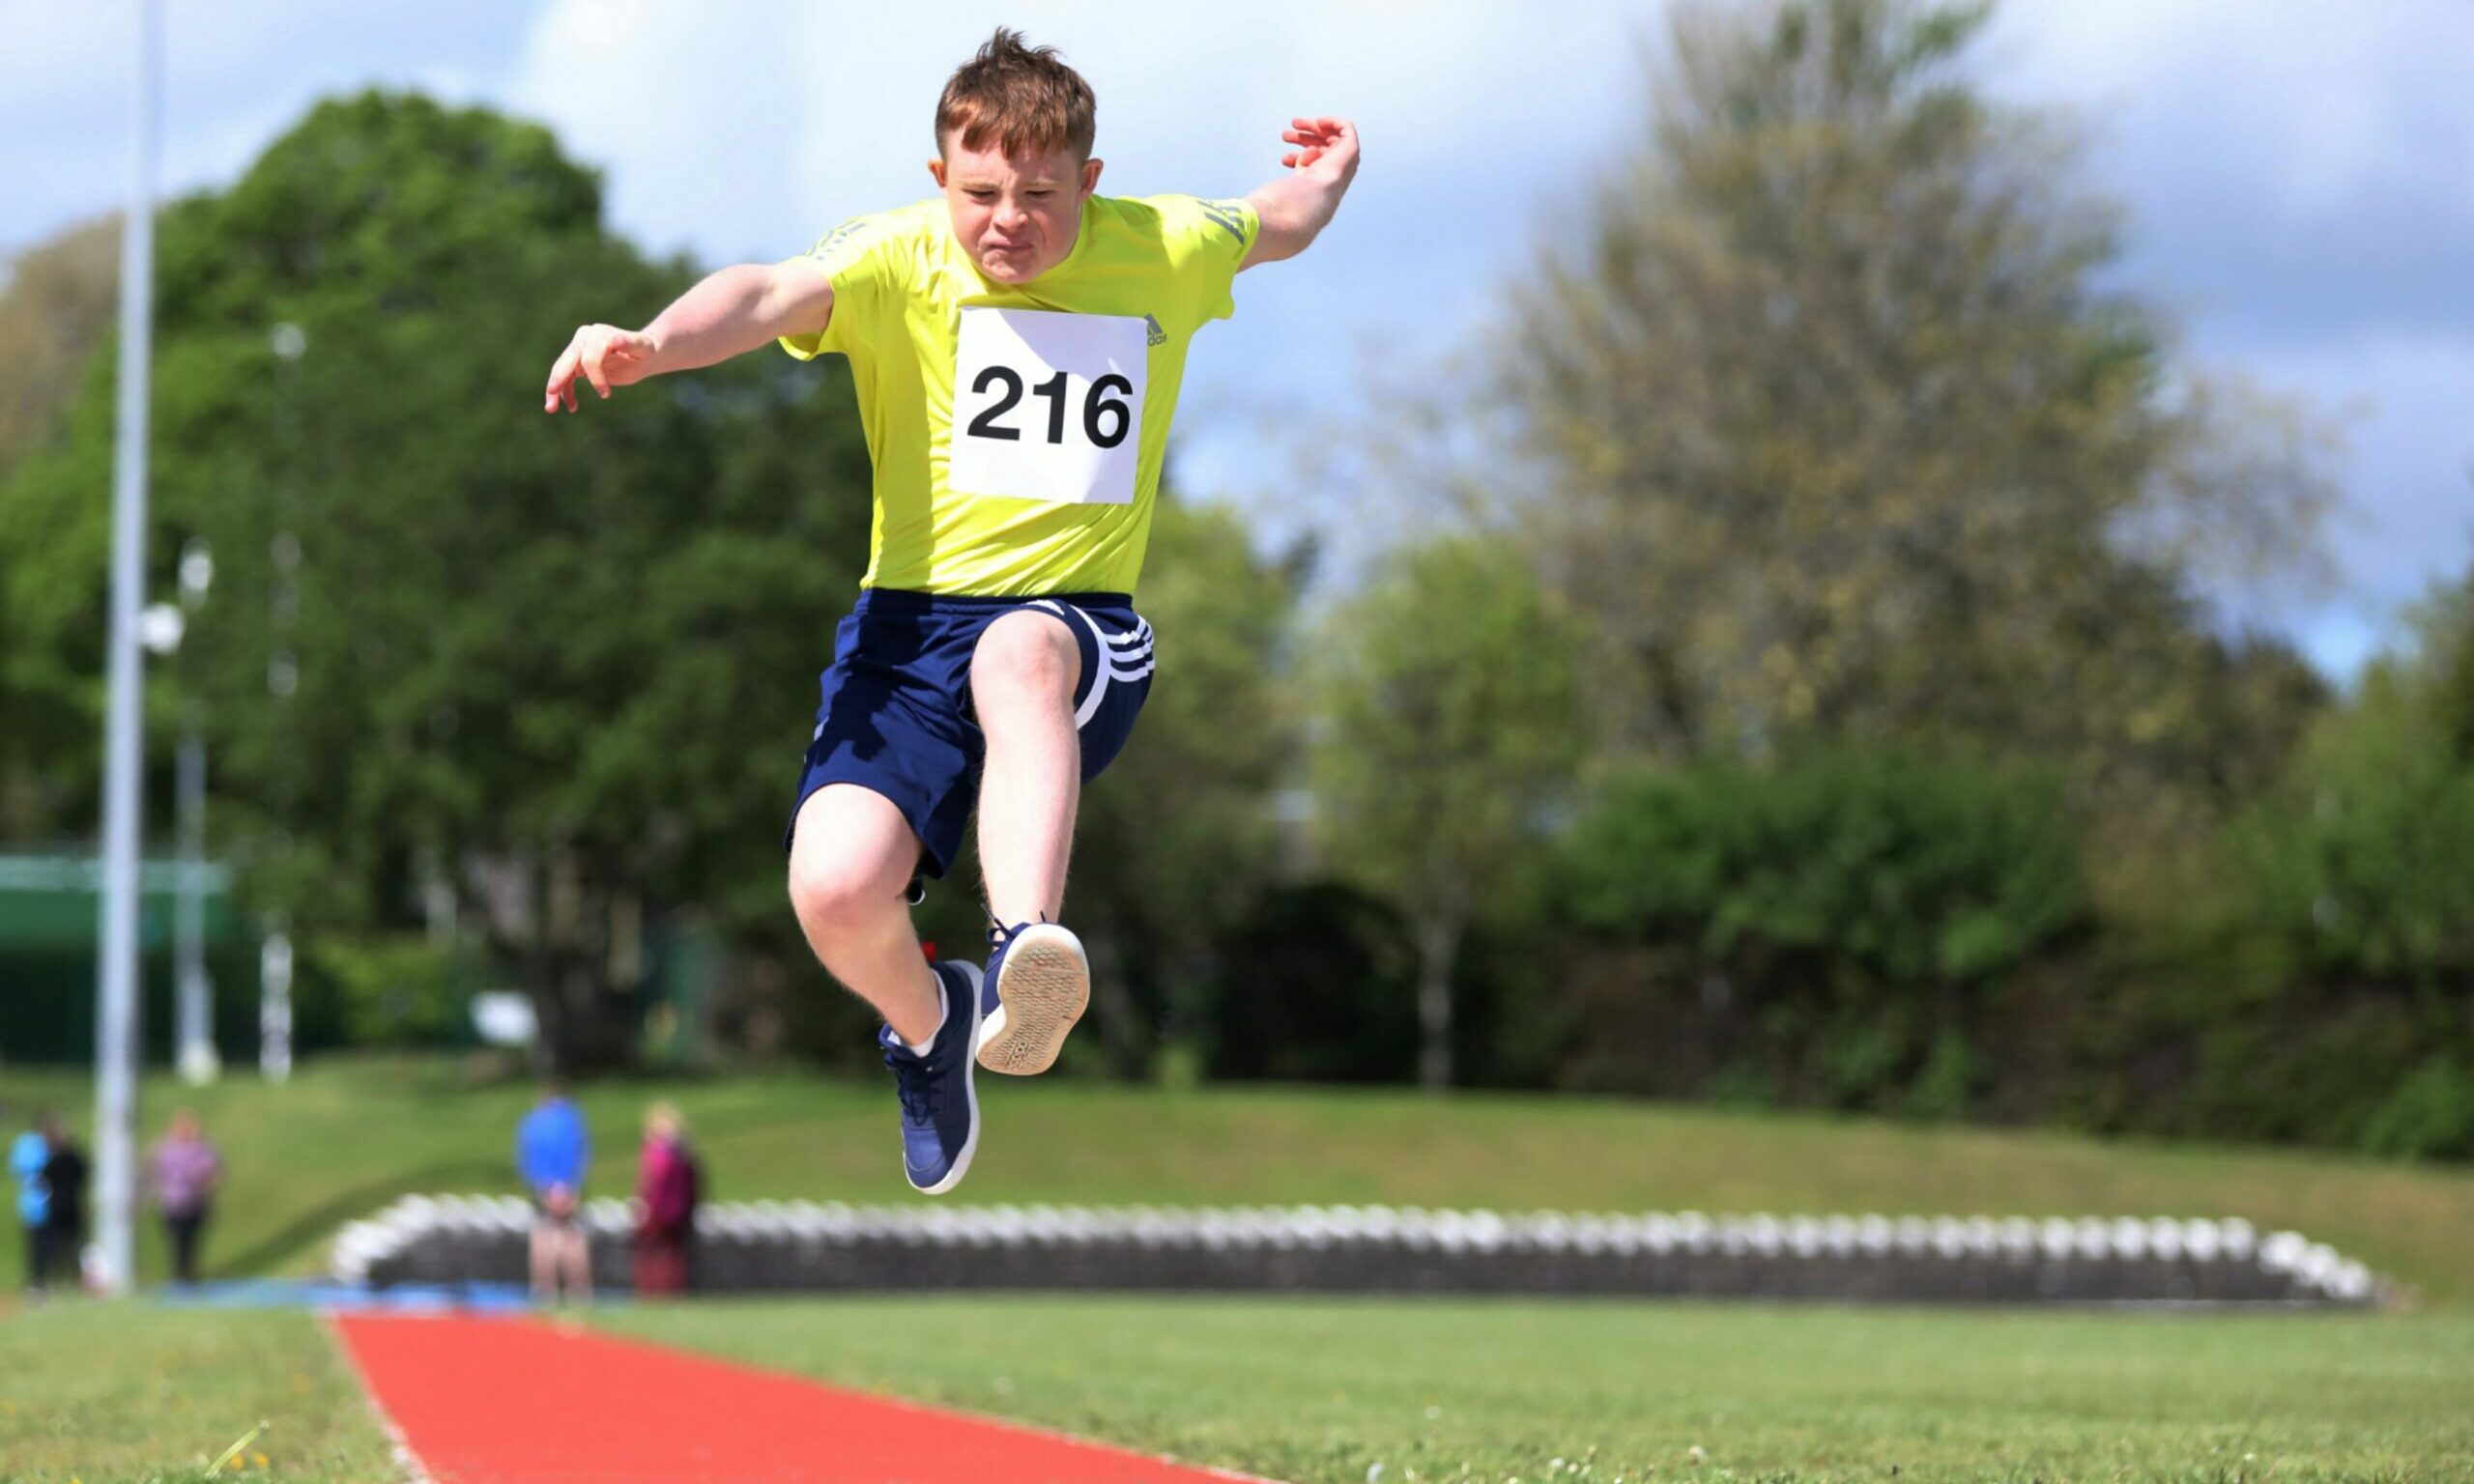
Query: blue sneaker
879 959 982 1194
976 920 1089 1075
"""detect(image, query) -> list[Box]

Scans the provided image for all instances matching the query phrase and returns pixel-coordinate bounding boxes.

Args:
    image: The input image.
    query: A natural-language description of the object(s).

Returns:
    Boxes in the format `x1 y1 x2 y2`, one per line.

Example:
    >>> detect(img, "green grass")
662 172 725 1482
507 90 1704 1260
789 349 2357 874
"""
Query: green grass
3 1053 2472 1300
8 1298 2467 1484
0 1302 394 1484
5 1057 2467 1481
602 1298 2474 1483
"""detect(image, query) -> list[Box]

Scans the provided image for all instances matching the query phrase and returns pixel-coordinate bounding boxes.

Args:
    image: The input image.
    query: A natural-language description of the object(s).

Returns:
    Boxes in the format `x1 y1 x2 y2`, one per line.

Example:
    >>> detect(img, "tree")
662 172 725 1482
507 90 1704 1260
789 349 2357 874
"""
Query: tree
0 218 125 839
0 93 874 1068
2237 571 2474 997
2422 548 2474 767
1555 740 2086 1109
1501 0 2333 805
1309 537 1583 1088
0 217 120 478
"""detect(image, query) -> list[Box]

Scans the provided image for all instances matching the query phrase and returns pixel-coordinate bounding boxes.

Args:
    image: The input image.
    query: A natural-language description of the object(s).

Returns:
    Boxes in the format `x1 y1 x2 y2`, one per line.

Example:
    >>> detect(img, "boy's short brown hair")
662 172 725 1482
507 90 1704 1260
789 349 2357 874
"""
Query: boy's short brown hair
935 28 1097 162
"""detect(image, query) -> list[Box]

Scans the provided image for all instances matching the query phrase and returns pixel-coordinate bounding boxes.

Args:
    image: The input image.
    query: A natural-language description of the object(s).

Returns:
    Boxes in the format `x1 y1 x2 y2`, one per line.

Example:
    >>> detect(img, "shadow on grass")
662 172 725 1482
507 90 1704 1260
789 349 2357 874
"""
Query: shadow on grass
207 1158 511 1280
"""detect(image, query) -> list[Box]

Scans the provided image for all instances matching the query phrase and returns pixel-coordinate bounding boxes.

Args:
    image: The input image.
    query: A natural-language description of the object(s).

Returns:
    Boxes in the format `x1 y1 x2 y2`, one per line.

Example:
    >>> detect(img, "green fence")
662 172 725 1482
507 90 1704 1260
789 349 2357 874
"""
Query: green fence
0 854 260 1065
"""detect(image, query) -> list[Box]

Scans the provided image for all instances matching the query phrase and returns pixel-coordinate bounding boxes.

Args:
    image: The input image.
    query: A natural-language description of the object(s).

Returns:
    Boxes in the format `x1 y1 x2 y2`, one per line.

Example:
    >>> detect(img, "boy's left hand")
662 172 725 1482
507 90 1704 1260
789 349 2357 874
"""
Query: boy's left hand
1281 117 1360 181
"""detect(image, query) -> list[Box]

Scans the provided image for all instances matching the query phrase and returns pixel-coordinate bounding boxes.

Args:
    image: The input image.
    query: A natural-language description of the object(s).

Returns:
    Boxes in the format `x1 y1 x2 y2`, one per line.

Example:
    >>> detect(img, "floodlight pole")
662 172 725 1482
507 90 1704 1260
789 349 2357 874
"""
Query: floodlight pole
174 538 217 1086
94 0 163 1298
174 732 216 1083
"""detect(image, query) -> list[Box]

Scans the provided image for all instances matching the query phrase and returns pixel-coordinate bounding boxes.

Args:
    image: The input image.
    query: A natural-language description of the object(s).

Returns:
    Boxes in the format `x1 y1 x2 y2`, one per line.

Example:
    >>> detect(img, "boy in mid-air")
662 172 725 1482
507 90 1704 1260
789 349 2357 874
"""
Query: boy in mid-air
542 30 1357 1193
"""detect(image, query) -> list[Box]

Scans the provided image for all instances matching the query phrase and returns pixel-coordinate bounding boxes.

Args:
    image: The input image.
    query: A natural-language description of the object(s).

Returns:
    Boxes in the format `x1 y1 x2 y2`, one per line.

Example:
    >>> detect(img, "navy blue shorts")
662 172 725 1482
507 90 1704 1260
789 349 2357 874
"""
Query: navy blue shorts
787 588 1155 878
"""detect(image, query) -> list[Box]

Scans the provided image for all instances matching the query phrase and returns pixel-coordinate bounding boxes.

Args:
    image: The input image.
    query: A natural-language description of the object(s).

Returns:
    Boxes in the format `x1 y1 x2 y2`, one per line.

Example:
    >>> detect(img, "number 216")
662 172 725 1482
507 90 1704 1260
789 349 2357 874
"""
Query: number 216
966 368 1134 449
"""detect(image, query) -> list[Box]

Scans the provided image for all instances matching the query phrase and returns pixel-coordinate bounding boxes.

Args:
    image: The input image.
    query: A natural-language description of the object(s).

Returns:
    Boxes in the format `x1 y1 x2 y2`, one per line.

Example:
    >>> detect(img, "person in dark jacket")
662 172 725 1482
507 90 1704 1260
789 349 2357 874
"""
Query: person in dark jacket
36 1117 89 1292
632 1103 700 1298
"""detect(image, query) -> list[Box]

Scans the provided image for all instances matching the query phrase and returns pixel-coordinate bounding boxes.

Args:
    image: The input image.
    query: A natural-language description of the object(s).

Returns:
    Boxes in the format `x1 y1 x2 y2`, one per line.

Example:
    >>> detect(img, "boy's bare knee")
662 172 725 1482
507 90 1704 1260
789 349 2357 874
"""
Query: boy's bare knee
787 850 908 942
971 613 1078 714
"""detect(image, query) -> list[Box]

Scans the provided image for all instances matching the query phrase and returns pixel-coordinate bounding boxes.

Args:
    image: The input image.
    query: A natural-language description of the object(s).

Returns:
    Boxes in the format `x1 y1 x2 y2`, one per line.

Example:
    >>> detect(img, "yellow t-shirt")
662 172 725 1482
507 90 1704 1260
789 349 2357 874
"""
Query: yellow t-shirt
780 192 1259 597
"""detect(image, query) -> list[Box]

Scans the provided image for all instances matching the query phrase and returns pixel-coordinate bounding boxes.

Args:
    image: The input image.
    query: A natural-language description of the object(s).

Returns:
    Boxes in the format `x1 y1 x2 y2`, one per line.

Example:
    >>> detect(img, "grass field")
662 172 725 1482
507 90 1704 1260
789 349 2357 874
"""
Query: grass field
5 1048 2474 1305
0 1302 394 1484
602 1298 2474 1484
6 1298 2470 1484
4 1054 2472 1302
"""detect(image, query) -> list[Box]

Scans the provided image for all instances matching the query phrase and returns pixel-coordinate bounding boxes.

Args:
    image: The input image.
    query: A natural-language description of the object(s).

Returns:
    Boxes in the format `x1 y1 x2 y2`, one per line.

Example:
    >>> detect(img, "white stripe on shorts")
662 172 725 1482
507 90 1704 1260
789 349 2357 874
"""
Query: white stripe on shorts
1029 599 1116 729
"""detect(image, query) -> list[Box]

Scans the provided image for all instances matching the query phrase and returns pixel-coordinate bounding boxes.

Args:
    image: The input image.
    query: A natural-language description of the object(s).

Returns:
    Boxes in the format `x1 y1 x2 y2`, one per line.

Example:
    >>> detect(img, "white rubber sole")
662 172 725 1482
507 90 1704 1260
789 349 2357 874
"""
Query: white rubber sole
976 924 1089 1075
908 960 982 1196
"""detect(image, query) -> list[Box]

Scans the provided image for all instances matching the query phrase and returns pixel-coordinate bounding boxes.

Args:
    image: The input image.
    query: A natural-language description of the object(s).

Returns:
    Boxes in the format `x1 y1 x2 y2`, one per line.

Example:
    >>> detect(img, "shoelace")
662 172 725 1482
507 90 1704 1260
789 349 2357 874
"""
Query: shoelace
885 1044 940 1121
986 912 1050 956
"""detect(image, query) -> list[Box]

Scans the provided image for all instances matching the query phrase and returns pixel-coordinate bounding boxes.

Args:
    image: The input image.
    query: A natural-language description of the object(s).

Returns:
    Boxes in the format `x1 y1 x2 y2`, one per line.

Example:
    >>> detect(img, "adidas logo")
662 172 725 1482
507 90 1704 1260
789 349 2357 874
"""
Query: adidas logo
1143 314 1166 347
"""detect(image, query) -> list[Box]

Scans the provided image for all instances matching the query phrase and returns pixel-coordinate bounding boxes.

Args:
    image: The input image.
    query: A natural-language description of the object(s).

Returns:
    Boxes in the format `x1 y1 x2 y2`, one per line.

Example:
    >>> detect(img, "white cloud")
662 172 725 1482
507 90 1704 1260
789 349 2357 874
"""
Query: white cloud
1998 0 2474 191
0 0 531 252
506 0 816 261
1994 0 2474 337
506 1 1652 259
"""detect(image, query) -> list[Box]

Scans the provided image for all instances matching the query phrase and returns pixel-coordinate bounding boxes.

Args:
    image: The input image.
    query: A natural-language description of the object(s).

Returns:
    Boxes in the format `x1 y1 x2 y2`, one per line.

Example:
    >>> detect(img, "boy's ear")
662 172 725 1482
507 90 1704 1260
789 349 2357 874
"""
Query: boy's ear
928 157 949 189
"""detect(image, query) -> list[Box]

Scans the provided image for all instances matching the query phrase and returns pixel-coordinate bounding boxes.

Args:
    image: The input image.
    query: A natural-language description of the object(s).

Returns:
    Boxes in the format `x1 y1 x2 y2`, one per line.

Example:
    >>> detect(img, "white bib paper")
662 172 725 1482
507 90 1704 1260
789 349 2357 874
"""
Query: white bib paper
949 306 1148 505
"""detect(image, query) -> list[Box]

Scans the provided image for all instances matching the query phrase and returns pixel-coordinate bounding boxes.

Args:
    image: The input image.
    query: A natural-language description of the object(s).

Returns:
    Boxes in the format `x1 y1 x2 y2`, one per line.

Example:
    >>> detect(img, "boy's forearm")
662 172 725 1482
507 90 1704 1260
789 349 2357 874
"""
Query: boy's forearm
640 263 811 374
1262 171 1346 243
1246 164 1354 265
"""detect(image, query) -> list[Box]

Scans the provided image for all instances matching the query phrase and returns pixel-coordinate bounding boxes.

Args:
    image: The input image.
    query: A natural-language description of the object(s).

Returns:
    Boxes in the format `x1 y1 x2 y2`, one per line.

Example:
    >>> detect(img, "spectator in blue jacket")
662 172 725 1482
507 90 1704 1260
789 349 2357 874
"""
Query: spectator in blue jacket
10 1108 50 1295
515 1081 590 1303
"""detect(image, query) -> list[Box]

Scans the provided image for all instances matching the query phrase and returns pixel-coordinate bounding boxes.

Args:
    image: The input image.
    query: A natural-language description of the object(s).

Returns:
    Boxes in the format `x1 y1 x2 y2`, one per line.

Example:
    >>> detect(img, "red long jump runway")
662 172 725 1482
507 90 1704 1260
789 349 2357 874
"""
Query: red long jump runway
332 1313 1276 1484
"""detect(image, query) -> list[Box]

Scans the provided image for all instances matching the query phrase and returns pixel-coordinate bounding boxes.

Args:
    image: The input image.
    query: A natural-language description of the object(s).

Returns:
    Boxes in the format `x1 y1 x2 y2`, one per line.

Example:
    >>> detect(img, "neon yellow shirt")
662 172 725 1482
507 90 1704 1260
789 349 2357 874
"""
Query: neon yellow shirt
780 193 1259 597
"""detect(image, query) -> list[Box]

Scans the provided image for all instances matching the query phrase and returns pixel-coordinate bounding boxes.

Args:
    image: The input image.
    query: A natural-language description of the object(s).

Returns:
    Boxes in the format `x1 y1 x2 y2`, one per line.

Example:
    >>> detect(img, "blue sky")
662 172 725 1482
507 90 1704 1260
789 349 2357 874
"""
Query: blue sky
6 0 2468 678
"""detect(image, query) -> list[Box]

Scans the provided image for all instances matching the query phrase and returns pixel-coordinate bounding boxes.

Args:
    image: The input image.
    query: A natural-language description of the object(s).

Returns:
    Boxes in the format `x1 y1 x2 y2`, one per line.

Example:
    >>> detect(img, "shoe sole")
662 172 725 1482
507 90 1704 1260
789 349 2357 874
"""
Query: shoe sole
907 961 982 1196
976 924 1089 1076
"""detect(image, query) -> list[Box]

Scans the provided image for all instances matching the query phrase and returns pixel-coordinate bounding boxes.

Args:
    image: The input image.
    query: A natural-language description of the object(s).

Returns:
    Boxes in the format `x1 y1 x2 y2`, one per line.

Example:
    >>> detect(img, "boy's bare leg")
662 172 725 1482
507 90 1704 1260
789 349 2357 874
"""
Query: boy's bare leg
560 1227 591 1302
971 611 1082 925
788 785 944 1044
528 1225 555 1301
968 611 1092 1076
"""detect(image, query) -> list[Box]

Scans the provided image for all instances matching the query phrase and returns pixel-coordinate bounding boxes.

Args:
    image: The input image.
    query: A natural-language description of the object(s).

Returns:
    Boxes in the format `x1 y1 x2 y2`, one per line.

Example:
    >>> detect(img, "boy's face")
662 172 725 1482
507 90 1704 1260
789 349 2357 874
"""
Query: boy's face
930 137 1103 284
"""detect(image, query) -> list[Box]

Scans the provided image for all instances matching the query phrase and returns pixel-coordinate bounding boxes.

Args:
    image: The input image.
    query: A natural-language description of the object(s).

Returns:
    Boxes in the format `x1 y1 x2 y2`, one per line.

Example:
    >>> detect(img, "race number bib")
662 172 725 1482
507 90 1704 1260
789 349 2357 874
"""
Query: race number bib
949 306 1147 505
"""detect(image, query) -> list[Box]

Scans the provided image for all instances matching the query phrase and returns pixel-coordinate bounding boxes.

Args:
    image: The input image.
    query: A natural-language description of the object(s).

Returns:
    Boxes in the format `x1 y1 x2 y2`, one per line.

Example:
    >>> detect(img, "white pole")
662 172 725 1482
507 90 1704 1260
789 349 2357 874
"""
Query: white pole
94 0 162 1298
176 539 216 1086
174 732 218 1085
260 924 294 1085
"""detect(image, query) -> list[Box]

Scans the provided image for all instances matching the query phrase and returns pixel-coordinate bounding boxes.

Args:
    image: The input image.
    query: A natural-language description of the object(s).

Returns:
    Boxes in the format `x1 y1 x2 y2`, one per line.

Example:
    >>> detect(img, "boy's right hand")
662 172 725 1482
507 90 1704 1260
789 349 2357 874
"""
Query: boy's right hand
544 323 657 413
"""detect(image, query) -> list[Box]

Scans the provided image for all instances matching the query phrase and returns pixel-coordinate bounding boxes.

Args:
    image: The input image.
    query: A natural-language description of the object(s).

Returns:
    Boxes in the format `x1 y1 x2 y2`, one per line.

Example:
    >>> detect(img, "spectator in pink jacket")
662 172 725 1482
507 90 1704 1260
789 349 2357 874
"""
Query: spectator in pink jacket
632 1103 700 1298
147 1109 222 1286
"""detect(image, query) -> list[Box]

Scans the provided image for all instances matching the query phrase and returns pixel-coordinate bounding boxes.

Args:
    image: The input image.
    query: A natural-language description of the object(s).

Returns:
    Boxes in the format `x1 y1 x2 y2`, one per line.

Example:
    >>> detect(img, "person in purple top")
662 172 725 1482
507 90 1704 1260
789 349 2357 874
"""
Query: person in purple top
146 1109 222 1286
632 1103 700 1298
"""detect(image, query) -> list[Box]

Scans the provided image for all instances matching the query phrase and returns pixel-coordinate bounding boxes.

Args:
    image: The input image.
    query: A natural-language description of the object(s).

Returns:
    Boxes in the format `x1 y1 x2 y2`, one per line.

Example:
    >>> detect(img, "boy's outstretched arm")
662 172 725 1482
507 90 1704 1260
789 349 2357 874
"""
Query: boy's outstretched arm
542 261 834 413
1241 116 1360 271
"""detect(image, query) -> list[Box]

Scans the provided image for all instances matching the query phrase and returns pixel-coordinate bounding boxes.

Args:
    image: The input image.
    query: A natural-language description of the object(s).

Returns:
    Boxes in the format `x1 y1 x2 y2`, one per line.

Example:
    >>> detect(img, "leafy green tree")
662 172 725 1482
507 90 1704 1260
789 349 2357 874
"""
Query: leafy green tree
0 218 120 478
0 218 122 838
1556 741 2086 1109
1501 0 2332 804
2421 551 2474 767
2212 590 2474 1158
0 93 874 1068
1565 744 2085 985
2236 624 2474 993
1309 536 1583 1088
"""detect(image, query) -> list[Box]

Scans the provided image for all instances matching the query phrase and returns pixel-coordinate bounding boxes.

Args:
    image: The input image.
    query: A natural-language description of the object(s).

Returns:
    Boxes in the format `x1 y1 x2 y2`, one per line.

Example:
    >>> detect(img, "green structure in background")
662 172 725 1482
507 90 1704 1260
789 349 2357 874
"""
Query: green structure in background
0 852 259 1064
